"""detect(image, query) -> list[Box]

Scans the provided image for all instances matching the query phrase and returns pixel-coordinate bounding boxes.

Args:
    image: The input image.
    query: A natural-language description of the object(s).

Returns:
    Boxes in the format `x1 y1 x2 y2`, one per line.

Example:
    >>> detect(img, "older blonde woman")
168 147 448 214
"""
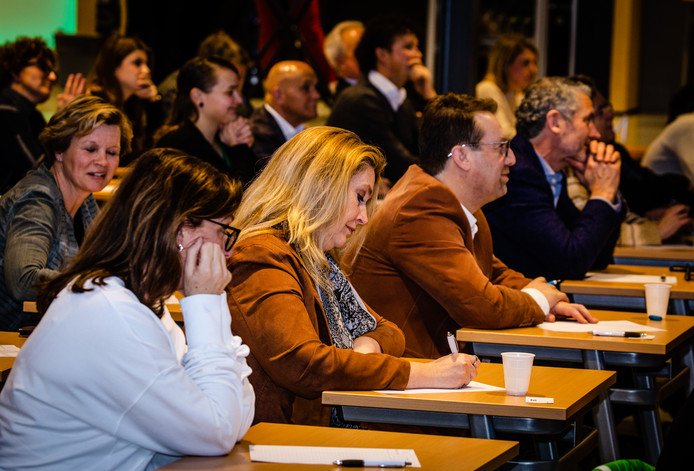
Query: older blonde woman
228 126 479 426
0 95 131 331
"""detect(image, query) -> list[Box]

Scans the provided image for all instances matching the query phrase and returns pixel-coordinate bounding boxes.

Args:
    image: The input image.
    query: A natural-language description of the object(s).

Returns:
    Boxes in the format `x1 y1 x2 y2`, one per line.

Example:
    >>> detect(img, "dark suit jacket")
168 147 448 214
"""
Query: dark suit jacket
327 80 419 183
249 106 286 169
484 135 623 280
346 165 544 359
156 120 257 185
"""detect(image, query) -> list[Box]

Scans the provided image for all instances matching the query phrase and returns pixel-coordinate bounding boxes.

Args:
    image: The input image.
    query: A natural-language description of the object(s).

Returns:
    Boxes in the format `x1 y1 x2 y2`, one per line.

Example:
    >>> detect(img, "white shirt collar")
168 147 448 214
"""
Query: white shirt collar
460 204 478 240
264 103 305 141
368 70 407 111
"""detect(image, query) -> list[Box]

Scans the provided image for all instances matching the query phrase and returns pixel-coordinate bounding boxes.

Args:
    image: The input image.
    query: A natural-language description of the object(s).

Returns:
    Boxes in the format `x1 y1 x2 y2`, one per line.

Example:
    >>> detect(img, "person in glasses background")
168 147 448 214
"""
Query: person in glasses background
484 77 624 281
0 36 86 194
0 149 255 469
346 93 595 360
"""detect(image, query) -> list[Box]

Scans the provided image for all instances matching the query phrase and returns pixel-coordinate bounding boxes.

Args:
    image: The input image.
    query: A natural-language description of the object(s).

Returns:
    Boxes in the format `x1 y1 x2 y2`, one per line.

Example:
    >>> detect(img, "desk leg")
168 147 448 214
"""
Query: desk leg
468 415 495 439
634 374 663 464
673 298 688 315
583 350 620 462
683 343 694 394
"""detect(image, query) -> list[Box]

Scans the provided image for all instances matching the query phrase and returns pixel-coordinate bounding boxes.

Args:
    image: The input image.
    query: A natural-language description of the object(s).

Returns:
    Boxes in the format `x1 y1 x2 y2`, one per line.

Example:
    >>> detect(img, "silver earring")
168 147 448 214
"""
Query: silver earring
177 243 184 252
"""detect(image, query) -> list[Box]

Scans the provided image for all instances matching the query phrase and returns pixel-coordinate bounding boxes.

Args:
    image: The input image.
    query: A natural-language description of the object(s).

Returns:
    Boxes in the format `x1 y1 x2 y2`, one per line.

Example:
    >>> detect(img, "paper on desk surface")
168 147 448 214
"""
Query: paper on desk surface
374 380 504 395
249 445 421 467
165 294 180 304
584 273 677 284
538 320 665 333
0 345 20 357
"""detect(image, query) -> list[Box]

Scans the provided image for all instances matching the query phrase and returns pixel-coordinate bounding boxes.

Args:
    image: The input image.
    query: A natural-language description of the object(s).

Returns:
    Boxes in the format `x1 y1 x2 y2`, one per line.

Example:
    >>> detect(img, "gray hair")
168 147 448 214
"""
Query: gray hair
323 20 364 69
515 77 591 139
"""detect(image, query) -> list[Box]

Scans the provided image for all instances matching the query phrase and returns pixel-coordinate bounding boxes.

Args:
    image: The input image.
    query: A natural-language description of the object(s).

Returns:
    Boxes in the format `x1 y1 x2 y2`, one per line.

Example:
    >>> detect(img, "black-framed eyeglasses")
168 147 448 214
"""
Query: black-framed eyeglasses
25 59 57 76
205 219 241 251
448 140 510 158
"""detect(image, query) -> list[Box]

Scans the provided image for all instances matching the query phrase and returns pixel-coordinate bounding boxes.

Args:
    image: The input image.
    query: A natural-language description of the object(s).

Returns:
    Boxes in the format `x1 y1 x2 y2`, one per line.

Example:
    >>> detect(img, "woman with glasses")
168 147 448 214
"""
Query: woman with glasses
156 56 256 185
228 126 478 426
88 34 163 165
476 34 538 138
0 95 131 332
0 148 255 469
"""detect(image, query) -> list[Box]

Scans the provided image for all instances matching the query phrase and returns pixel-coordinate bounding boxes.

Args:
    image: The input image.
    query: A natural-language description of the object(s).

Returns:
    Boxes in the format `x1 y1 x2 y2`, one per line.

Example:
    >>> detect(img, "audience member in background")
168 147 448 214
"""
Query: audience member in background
228 126 478 425
328 15 424 186
159 31 254 119
323 20 364 101
567 75 692 245
0 96 131 332
156 57 256 185
476 34 538 138
87 34 164 165
347 94 594 360
0 149 254 469
484 77 623 280
0 36 85 193
249 60 319 168
642 111 694 189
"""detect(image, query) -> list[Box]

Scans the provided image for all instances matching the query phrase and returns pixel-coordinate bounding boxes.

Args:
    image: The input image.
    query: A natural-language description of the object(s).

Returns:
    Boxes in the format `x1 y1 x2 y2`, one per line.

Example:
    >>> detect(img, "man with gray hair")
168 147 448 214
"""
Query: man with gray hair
484 77 623 280
323 20 364 100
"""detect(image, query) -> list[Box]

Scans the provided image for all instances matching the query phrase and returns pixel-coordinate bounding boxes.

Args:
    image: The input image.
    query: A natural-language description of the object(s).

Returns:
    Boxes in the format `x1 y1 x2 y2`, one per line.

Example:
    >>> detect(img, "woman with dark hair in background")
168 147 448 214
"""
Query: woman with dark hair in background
476 34 538 138
0 95 131 331
88 34 163 165
156 56 256 185
0 148 255 469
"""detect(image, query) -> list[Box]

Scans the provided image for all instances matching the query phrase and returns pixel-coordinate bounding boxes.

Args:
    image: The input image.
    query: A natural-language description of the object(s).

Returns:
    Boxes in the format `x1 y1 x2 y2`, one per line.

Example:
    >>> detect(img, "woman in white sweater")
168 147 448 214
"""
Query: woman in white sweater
476 34 538 138
0 148 255 470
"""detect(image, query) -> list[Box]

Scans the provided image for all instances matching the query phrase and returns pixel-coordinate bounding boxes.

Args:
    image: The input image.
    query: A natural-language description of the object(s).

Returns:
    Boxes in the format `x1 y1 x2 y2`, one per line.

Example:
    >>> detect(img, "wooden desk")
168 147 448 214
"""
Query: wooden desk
23 296 184 324
93 181 119 203
162 422 519 471
0 332 25 384
560 264 694 314
614 245 694 267
323 363 614 469
456 310 694 464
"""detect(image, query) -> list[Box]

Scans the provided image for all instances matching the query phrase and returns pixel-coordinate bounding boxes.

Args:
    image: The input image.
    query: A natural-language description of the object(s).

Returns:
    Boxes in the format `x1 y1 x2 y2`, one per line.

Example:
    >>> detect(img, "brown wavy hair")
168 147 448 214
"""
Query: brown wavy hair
38 148 242 315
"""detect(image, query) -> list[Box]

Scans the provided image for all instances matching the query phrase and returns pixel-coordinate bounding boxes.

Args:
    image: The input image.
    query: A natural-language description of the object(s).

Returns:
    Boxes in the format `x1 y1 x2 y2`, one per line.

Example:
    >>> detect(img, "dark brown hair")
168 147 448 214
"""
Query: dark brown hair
38 148 242 315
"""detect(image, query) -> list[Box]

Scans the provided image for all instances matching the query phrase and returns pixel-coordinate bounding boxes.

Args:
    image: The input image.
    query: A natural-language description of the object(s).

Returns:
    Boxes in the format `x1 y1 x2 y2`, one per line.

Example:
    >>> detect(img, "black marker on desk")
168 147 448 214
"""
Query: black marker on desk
593 331 649 338
334 460 411 468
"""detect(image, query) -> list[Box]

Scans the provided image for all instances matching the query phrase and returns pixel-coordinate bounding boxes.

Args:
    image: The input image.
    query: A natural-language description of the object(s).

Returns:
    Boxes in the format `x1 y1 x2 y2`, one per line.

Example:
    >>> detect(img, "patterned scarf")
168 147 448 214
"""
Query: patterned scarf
317 254 377 349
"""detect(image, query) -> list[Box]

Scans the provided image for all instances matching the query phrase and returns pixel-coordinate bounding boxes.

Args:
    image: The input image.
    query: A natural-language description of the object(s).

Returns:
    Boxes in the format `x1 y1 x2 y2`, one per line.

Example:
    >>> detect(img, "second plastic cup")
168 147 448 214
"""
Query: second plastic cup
501 352 535 396
644 283 671 320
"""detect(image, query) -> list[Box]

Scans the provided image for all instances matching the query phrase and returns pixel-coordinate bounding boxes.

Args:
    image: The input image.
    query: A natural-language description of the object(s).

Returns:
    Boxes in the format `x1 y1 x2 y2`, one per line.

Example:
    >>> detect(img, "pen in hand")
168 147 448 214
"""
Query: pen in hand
446 331 459 354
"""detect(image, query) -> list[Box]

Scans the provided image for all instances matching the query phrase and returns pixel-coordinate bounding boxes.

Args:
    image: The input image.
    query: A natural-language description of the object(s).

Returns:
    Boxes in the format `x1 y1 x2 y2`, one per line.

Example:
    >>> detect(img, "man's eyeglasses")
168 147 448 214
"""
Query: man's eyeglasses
25 59 57 76
205 219 241 251
448 140 510 158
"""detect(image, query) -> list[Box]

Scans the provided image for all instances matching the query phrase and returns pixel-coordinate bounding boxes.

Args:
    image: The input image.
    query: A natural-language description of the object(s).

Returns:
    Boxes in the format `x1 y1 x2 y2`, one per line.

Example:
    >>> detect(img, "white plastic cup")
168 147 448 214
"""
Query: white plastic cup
644 283 671 319
501 352 535 396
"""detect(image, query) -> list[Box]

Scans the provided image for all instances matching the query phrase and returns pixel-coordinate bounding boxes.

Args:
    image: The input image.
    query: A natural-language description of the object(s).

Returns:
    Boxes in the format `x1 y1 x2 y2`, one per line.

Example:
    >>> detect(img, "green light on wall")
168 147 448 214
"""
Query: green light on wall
0 0 77 48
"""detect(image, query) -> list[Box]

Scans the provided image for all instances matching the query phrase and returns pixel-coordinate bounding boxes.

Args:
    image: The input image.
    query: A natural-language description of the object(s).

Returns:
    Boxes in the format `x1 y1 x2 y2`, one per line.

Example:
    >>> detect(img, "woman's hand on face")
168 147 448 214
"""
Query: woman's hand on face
134 82 159 102
219 117 254 148
182 238 231 296
352 335 382 354
406 353 478 389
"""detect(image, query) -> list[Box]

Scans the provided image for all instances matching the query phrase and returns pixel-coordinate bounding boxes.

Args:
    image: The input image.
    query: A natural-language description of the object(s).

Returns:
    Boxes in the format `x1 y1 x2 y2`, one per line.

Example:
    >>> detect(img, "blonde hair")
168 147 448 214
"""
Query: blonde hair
233 126 385 291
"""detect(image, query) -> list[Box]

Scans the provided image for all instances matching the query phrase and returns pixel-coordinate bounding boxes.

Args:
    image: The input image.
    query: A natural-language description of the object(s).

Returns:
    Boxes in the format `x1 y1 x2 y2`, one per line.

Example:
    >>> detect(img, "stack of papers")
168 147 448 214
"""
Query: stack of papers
584 273 677 284
0 345 20 357
538 320 665 333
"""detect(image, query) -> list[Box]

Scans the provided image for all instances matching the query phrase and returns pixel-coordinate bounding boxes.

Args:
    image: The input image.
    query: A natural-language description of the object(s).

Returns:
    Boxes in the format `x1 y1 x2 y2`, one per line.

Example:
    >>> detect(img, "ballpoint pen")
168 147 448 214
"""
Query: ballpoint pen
446 331 459 354
334 460 411 468
548 279 562 287
592 331 649 338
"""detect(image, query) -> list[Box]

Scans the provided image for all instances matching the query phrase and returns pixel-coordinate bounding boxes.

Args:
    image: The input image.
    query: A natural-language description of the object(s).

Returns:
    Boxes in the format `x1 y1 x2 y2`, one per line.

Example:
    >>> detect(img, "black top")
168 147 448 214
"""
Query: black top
0 87 46 193
156 120 257 185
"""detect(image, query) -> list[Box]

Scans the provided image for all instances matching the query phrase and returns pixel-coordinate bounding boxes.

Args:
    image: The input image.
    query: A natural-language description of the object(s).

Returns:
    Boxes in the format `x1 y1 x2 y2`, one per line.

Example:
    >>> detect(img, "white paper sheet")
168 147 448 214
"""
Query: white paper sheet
374 380 504 395
249 445 421 467
537 320 665 333
165 294 180 305
0 345 20 357
584 273 677 284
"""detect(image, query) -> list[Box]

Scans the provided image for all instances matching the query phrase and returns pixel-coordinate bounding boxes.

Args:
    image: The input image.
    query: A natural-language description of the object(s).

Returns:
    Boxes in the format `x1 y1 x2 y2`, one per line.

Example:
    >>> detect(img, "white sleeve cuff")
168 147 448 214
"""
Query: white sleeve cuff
522 287 550 315
179 293 231 349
